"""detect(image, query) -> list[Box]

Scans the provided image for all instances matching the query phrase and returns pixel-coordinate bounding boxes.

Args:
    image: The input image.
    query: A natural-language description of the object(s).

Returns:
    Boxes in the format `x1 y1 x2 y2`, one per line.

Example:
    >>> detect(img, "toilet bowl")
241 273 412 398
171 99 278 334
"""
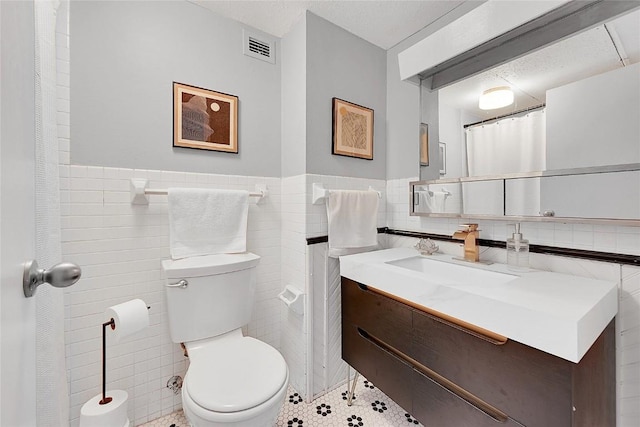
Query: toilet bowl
181 330 288 426
162 253 289 427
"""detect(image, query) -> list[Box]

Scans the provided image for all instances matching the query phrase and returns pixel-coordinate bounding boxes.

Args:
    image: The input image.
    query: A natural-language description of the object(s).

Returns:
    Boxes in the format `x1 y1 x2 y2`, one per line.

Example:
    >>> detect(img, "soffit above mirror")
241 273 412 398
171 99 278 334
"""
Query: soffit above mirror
400 0 640 88
439 8 640 117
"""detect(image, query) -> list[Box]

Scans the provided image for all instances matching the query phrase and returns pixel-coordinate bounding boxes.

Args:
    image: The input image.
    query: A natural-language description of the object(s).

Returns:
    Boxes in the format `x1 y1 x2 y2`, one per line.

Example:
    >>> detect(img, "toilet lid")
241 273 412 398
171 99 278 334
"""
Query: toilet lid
186 337 288 413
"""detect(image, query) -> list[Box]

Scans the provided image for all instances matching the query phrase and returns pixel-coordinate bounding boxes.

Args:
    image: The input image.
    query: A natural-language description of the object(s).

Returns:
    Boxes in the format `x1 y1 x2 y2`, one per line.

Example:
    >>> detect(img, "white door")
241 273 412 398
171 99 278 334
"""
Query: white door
0 1 38 425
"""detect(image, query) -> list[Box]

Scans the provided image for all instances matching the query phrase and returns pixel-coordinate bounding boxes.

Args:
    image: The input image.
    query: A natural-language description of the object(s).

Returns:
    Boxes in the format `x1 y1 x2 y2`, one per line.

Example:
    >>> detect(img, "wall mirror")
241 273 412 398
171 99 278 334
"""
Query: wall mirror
413 3 640 223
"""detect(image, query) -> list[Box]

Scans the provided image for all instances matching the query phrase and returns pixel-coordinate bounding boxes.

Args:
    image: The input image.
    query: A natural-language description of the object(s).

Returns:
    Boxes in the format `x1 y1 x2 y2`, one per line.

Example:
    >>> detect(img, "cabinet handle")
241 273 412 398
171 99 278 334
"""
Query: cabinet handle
357 327 509 424
413 367 509 424
364 285 507 345
357 283 368 291
420 310 507 346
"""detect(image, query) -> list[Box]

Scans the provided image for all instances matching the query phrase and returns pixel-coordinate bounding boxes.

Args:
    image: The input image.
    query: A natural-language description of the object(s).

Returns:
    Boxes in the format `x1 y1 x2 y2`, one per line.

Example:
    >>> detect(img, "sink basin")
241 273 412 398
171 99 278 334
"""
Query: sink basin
385 256 517 286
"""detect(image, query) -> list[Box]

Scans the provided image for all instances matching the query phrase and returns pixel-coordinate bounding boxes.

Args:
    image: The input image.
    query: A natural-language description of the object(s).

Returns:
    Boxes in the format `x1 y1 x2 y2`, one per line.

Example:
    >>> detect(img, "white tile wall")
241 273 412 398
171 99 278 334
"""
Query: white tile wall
55 0 70 167
311 243 348 400
620 266 640 427
280 175 308 398
281 174 388 402
61 168 281 426
385 180 640 427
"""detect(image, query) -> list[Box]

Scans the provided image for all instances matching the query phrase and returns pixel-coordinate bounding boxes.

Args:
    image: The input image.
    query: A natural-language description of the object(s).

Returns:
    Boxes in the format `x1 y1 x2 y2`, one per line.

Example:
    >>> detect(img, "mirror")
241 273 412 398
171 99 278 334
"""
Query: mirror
414 6 640 223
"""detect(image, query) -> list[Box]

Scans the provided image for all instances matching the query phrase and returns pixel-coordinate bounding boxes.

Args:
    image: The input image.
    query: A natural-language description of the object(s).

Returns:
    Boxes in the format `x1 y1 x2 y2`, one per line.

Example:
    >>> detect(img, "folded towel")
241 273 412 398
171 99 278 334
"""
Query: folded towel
326 190 379 258
168 188 249 259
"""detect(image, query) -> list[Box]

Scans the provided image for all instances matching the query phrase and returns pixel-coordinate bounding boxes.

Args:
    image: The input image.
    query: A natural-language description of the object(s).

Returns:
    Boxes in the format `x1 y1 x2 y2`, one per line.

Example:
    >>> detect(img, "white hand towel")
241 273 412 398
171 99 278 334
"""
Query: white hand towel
326 190 379 258
168 188 249 259
432 191 447 213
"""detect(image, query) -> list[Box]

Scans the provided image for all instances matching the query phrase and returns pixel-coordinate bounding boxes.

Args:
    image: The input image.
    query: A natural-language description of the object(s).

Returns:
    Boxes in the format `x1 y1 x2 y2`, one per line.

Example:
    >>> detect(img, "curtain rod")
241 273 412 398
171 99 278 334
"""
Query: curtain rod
463 104 545 129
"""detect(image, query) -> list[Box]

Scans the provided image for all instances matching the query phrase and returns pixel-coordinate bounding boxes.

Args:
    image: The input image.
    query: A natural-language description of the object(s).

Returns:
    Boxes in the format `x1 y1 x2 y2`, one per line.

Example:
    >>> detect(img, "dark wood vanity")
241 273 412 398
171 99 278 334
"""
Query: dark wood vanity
341 277 615 427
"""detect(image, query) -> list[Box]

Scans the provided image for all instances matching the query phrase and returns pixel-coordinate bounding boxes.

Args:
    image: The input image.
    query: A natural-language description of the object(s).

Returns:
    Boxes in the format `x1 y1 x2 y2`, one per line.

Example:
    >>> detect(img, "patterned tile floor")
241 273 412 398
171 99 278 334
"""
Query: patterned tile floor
140 375 423 426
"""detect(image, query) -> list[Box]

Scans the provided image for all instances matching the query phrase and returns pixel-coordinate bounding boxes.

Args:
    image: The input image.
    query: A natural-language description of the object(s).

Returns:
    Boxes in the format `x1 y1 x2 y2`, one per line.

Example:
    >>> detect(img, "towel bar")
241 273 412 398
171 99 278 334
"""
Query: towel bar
130 179 268 205
311 183 382 205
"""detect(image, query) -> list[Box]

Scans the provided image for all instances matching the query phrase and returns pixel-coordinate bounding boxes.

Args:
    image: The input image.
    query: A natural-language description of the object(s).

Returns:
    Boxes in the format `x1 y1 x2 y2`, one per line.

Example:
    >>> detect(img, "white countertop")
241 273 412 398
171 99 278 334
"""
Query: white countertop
339 247 618 363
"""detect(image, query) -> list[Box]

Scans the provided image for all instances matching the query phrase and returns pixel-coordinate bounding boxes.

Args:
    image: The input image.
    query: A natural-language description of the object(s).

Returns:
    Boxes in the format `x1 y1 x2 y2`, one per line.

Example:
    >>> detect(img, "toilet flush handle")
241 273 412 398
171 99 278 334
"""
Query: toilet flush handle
166 279 188 289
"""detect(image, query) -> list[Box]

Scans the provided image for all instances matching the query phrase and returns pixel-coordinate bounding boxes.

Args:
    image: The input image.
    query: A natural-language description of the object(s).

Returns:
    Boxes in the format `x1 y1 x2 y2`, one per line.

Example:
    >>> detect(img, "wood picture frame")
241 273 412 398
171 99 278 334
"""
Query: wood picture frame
332 97 374 160
173 82 238 153
420 123 429 166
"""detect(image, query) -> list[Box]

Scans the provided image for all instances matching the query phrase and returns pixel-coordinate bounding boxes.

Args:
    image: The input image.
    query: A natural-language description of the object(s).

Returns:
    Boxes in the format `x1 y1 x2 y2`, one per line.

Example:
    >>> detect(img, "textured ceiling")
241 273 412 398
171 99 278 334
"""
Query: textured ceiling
191 0 466 50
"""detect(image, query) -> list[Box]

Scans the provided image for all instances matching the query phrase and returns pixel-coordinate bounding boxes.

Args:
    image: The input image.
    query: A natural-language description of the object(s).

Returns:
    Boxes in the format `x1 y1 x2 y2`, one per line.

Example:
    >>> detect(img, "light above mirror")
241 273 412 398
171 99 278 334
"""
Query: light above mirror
478 86 514 110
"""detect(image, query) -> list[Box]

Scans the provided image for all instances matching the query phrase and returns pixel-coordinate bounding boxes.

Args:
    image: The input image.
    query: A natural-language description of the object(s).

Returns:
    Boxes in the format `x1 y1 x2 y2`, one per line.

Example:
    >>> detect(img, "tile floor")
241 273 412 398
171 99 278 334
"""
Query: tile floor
140 375 423 426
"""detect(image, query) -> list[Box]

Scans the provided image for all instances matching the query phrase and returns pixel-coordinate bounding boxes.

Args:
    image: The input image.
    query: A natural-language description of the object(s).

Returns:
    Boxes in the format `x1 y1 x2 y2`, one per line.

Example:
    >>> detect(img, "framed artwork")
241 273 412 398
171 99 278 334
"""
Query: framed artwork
439 142 447 175
420 123 429 166
173 82 238 153
332 97 374 160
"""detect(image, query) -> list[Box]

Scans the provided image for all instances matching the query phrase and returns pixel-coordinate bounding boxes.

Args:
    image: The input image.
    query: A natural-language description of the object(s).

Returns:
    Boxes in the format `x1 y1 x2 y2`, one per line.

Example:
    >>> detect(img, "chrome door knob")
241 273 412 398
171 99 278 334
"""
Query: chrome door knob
23 260 81 297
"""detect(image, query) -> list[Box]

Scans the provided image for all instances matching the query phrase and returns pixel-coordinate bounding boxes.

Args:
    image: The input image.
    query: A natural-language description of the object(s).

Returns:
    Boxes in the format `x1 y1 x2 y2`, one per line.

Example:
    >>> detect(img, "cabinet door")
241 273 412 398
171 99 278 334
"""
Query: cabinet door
412 310 572 427
412 368 524 427
342 322 413 413
342 278 412 355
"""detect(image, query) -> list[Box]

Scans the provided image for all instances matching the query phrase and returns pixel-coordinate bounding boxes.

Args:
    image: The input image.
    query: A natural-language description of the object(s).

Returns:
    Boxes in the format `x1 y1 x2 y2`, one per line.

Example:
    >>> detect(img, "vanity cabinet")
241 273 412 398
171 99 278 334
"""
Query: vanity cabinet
341 277 615 427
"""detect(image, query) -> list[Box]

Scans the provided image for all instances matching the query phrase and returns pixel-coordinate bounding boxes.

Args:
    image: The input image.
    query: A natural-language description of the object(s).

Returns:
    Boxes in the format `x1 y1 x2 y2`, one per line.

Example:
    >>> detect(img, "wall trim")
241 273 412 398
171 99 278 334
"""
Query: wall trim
306 228 640 266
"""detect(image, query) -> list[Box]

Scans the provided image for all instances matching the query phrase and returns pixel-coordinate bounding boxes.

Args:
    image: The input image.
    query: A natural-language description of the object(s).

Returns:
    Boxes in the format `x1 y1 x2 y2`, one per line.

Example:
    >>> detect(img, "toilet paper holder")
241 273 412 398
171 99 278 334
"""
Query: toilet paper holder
278 285 304 315
100 303 150 405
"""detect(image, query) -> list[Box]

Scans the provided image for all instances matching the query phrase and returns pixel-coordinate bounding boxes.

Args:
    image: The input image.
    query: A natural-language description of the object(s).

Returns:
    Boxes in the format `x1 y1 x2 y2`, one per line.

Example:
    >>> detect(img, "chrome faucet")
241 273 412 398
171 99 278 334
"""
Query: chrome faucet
452 224 480 262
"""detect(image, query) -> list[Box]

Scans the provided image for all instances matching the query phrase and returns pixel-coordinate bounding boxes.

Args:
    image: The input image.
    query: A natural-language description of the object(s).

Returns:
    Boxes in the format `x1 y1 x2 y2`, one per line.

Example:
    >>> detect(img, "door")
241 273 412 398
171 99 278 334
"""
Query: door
0 1 38 425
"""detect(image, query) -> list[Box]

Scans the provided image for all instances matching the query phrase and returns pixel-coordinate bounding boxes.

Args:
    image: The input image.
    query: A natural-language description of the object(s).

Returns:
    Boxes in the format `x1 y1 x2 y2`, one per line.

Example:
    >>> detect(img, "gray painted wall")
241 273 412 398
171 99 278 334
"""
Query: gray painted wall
420 83 440 180
305 12 387 180
281 17 307 177
71 1 281 176
386 1 484 180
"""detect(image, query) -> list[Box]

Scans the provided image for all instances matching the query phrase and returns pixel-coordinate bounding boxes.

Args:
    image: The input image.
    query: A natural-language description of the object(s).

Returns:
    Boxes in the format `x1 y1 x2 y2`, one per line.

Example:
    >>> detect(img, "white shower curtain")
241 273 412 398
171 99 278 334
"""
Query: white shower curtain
466 109 546 176
465 110 546 216
34 0 69 425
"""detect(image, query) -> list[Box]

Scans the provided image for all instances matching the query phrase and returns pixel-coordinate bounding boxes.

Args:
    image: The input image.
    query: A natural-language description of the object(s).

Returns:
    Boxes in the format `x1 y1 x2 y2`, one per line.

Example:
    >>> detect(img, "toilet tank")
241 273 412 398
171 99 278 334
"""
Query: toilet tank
162 253 260 343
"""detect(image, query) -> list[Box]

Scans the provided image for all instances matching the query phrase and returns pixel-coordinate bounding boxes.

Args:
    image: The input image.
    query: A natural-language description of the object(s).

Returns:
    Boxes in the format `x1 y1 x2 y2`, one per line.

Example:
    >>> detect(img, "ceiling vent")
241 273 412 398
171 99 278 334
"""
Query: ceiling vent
243 30 276 64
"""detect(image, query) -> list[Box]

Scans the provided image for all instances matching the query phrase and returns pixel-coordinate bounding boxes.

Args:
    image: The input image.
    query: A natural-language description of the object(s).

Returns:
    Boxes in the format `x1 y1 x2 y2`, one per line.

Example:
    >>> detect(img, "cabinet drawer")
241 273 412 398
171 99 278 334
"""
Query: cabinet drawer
412 368 524 427
342 277 412 355
342 322 413 414
412 310 572 427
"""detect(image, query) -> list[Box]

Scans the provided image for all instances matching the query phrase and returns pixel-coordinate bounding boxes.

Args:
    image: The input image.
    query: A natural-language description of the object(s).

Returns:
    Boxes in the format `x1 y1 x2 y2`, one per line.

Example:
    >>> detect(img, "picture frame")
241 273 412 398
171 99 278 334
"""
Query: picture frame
173 82 238 153
332 97 374 160
439 142 447 175
420 123 429 166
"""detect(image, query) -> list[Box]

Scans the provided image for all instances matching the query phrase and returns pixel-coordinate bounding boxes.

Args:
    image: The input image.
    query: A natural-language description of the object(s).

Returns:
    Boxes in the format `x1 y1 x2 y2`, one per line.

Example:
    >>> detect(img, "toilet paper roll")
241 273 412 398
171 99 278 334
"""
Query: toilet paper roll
105 299 149 343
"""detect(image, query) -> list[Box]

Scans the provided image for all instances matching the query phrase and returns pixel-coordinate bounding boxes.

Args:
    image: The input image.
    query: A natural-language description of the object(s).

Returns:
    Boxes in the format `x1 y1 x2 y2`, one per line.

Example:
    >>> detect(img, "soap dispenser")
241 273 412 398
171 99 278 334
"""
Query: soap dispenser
507 223 529 271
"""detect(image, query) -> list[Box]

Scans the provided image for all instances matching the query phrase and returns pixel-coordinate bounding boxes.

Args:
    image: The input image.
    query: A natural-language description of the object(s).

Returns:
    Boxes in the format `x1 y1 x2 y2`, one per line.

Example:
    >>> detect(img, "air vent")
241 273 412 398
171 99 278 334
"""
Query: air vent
243 30 276 64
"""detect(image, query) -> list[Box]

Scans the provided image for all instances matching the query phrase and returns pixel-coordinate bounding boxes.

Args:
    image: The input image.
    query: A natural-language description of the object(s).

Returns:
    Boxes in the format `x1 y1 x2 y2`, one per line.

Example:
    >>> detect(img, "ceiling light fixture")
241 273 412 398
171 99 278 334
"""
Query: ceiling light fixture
478 86 514 110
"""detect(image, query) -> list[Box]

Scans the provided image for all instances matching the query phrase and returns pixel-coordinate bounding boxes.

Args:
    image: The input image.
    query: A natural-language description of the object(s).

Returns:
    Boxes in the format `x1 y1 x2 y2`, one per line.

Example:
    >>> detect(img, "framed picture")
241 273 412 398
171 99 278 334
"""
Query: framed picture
332 98 374 160
420 123 429 166
173 82 238 153
439 142 447 175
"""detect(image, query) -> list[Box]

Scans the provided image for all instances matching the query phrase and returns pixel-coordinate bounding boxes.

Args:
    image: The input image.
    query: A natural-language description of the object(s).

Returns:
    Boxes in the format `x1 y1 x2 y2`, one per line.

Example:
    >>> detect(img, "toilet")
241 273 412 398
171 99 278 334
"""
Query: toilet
162 252 289 427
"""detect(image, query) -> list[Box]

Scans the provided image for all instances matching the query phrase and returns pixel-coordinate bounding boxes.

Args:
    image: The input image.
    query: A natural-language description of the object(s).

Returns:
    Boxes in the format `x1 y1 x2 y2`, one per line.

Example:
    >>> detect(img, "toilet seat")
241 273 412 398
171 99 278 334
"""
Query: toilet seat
185 335 288 413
